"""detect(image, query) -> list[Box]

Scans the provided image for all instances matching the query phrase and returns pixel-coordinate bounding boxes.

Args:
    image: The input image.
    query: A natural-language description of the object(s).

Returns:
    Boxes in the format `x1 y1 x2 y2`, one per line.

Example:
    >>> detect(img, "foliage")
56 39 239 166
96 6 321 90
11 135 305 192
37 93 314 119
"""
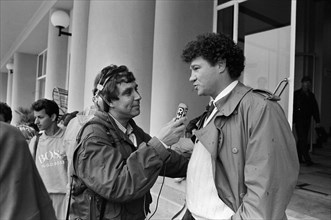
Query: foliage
15 106 34 125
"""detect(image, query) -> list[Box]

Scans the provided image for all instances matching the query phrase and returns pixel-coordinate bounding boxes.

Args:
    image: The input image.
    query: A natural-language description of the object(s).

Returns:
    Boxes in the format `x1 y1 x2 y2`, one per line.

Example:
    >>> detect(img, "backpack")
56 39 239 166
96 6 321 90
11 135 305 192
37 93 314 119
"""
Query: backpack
66 119 122 220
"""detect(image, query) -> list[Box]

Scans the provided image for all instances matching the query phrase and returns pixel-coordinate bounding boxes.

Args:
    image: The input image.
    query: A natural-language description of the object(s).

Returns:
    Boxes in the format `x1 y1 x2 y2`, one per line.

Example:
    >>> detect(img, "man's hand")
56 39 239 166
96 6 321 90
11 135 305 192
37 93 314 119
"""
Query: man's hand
156 117 187 146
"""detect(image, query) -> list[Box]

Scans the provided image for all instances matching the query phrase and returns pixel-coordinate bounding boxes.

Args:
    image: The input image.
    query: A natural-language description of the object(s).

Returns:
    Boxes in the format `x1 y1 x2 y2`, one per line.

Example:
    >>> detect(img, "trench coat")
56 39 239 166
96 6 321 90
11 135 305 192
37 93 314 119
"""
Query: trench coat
194 82 299 220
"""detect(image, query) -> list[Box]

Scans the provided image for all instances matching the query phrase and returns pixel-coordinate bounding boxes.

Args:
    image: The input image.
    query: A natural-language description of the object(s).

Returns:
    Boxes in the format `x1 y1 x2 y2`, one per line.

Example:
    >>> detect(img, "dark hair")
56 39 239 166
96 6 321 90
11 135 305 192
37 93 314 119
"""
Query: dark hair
31 99 59 121
181 32 245 79
0 102 12 123
301 76 312 83
93 65 136 111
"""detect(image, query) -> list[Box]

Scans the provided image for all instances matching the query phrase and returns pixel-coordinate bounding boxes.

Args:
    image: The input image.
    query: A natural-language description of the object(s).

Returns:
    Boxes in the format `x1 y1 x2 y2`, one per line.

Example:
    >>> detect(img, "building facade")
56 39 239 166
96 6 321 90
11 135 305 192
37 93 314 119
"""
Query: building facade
0 0 330 137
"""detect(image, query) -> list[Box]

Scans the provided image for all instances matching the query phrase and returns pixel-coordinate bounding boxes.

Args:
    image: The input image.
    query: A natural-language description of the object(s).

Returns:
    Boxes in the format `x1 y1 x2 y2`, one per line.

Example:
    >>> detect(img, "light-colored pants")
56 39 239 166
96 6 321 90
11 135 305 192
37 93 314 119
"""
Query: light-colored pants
50 193 67 220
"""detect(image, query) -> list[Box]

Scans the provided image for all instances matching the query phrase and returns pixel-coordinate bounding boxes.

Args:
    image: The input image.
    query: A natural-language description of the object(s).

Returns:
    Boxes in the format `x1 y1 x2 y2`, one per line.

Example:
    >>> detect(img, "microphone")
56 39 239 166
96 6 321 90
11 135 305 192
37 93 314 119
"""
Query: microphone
175 103 188 121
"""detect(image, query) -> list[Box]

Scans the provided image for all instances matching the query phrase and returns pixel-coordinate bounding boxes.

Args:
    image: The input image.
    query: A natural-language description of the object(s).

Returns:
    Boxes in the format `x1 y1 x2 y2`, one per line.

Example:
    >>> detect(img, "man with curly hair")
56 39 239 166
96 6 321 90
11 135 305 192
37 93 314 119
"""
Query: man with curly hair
179 32 299 220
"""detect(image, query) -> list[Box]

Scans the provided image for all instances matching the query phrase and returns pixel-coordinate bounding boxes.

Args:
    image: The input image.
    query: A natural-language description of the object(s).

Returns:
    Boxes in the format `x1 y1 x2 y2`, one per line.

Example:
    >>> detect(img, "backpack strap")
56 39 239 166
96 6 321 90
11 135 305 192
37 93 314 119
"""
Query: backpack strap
66 119 120 220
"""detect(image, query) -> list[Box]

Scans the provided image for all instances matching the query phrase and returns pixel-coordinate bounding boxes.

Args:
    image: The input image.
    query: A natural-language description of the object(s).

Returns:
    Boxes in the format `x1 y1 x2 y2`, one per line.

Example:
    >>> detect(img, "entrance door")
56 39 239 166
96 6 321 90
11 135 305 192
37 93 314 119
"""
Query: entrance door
215 0 296 123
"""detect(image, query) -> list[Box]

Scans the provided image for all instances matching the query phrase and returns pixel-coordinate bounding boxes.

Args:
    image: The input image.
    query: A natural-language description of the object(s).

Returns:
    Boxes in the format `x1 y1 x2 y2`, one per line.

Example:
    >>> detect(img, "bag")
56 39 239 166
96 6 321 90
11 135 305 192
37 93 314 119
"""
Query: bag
66 119 121 220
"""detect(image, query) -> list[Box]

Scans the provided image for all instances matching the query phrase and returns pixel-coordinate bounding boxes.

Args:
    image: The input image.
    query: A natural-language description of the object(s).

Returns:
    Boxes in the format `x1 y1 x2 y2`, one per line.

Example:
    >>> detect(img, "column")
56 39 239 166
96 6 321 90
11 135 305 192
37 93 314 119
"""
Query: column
11 52 37 125
67 0 90 113
150 0 214 135
44 9 69 100
84 0 155 131
6 71 13 106
0 72 8 102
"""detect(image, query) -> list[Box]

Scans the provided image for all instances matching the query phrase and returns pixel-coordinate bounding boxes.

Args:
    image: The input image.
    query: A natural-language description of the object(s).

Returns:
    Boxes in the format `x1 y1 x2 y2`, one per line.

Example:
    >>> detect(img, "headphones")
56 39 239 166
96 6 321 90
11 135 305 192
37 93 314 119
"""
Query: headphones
93 65 130 110
93 65 118 109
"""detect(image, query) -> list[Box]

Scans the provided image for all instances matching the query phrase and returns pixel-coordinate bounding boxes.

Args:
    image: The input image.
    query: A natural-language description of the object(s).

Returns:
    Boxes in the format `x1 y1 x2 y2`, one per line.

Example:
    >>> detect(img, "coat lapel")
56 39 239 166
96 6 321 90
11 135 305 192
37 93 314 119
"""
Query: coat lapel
195 119 219 159
195 82 252 159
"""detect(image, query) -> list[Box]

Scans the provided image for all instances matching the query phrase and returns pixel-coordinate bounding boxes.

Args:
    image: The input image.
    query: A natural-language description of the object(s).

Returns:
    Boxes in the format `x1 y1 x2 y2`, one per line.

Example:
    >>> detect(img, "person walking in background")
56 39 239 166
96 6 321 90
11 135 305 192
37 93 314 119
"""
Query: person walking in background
0 102 12 124
177 32 299 220
293 76 321 166
0 122 57 220
28 99 68 219
69 64 188 220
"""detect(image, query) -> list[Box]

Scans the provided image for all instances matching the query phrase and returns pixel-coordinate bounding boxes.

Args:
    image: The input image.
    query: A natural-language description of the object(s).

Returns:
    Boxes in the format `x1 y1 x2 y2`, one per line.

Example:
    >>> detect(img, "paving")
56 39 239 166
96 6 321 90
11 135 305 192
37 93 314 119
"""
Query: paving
147 138 331 220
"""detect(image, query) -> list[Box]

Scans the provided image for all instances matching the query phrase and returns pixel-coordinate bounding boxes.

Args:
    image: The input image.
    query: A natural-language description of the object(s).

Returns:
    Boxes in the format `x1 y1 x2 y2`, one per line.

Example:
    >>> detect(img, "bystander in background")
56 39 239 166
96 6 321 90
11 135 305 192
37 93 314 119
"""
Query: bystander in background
293 76 320 166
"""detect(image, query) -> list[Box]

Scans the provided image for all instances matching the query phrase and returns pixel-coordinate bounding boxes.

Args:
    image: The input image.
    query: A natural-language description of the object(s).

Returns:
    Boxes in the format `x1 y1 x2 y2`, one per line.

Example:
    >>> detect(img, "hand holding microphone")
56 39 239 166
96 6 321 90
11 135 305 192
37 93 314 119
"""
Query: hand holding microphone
156 103 188 146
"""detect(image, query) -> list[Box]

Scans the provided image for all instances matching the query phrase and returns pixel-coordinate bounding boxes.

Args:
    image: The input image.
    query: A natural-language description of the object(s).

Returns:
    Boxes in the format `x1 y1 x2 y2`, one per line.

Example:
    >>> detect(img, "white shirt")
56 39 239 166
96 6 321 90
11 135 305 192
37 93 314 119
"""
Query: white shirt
186 81 238 219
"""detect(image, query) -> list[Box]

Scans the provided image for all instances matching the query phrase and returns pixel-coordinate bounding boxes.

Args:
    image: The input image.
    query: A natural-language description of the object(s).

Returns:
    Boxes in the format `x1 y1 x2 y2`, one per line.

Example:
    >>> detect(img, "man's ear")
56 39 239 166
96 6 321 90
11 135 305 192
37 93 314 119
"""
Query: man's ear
217 59 226 73
51 113 57 122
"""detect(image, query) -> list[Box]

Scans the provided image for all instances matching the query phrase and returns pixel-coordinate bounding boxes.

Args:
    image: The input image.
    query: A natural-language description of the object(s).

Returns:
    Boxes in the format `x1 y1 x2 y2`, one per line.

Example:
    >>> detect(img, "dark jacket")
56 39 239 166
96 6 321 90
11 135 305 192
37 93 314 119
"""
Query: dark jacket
70 111 188 220
193 82 299 219
293 88 320 123
0 122 57 220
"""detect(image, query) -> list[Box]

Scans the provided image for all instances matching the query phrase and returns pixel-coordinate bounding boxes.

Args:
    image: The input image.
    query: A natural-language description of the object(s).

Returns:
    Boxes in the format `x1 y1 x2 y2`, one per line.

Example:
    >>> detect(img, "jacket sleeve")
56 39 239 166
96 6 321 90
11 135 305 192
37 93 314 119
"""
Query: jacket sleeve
232 100 299 219
76 124 174 202
136 127 189 178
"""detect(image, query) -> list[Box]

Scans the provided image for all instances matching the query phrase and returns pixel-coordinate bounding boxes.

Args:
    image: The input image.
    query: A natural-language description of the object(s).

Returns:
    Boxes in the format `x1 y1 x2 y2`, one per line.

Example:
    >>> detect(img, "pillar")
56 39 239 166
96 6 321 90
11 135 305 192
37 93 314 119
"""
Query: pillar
44 9 69 100
6 71 13 106
0 72 8 102
150 0 214 135
11 52 37 125
84 0 155 131
67 0 90 113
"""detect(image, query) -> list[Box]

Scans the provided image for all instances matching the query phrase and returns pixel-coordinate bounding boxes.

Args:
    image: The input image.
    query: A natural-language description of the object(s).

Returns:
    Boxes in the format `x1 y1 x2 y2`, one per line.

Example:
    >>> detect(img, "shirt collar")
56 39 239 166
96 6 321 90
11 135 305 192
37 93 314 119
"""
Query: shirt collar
108 113 131 134
213 80 238 105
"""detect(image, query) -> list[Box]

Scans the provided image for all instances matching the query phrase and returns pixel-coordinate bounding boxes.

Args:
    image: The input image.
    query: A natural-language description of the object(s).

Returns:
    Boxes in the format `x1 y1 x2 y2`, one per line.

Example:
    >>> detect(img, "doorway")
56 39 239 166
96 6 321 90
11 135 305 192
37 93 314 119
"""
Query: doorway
215 0 294 121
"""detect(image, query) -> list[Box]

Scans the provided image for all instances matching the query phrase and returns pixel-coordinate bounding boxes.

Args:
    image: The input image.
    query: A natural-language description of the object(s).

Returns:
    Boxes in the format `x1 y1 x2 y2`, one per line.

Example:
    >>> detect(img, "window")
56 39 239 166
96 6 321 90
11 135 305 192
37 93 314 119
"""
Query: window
36 50 47 99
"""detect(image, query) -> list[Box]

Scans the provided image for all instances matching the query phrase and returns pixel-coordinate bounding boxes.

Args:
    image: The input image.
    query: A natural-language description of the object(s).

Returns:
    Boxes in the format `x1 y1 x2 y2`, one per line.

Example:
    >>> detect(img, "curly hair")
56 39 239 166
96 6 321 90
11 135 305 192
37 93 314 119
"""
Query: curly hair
181 32 245 79
93 65 136 111
31 99 59 121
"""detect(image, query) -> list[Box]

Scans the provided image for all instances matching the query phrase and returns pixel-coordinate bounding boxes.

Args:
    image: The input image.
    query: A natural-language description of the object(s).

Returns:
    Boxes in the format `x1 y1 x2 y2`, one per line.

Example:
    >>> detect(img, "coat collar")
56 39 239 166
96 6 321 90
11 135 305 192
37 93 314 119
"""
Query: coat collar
214 82 252 117
195 82 252 158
